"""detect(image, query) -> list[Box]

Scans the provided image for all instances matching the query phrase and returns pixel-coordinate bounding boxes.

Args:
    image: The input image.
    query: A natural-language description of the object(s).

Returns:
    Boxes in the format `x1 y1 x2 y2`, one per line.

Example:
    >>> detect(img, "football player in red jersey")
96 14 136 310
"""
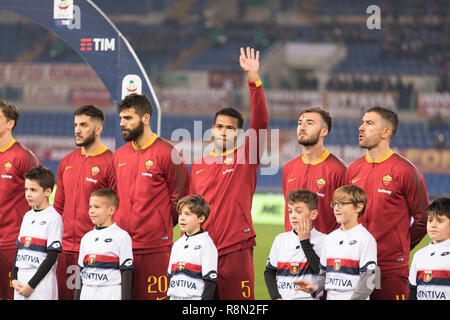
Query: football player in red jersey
282 107 346 234
346 106 429 300
0 101 40 299
189 47 268 300
113 93 188 300
54 105 116 300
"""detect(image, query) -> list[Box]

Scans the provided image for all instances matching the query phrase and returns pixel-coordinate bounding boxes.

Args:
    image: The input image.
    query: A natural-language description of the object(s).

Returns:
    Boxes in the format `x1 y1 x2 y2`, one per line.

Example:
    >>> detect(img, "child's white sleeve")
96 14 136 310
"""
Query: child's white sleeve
46 213 63 252
408 254 418 288
201 239 218 282
118 232 133 270
266 235 280 270
77 237 86 270
359 236 377 272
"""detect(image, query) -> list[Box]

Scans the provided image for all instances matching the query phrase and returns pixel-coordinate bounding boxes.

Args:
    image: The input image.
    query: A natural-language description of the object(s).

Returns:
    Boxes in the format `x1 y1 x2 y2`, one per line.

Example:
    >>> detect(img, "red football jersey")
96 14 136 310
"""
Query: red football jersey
189 81 268 254
345 150 429 271
0 138 40 249
113 134 188 253
53 145 116 252
282 150 346 234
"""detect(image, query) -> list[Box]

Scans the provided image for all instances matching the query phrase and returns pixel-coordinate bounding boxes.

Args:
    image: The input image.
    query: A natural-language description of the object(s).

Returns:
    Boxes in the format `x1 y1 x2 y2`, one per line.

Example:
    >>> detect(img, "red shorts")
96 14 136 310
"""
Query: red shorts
370 266 409 300
132 250 170 300
215 246 255 300
56 251 79 300
0 248 16 300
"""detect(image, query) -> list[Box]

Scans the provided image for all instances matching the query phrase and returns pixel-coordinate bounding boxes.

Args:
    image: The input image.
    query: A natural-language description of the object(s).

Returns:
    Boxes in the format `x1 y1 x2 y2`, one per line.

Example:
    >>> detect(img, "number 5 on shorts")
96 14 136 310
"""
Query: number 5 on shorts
241 280 251 299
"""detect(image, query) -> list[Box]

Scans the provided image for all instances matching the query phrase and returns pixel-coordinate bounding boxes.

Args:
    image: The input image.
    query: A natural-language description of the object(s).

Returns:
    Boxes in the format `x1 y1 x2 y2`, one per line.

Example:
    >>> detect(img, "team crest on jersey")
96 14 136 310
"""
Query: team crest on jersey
316 178 326 190
145 159 154 170
290 263 300 275
424 270 432 283
4 161 12 172
24 237 32 248
177 262 185 271
382 174 392 186
91 166 100 176
333 259 341 271
88 254 96 266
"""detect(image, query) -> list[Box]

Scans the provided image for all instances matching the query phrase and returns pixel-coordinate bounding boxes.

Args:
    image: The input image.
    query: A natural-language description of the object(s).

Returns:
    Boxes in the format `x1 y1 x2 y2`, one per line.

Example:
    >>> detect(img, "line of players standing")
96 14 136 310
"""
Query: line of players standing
0 47 433 300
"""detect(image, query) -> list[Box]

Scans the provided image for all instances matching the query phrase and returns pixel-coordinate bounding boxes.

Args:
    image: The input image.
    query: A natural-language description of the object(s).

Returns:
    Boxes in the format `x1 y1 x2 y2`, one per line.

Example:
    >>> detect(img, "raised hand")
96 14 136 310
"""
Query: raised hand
239 47 260 82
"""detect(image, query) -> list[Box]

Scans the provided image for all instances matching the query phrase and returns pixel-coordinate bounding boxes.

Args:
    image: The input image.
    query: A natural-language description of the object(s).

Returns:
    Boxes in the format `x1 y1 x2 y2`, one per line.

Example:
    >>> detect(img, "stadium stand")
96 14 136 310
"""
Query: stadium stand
0 0 448 200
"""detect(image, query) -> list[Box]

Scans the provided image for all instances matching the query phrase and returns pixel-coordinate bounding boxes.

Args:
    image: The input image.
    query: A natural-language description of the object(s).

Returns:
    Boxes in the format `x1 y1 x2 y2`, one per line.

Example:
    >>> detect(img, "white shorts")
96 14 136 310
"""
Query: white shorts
80 284 121 300
14 268 58 300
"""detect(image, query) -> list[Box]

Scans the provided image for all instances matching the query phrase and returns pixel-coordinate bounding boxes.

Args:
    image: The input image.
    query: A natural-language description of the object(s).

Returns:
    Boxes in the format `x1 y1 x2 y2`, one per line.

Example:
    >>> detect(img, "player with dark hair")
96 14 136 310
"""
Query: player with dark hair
0 101 40 300
54 104 116 300
113 93 189 300
189 47 268 300
282 106 346 234
345 106 429 300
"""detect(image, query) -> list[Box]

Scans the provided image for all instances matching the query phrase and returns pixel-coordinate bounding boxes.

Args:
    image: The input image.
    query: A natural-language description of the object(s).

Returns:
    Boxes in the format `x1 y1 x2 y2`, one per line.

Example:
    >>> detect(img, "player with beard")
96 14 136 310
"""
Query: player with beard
113 93 188 300
282 107 346 234
54 105 116 300
345 107 428 300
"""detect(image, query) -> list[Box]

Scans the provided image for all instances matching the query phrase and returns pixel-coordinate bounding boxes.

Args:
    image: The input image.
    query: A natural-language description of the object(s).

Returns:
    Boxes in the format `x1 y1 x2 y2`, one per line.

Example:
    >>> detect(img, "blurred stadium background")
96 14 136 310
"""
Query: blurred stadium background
1 0 448 299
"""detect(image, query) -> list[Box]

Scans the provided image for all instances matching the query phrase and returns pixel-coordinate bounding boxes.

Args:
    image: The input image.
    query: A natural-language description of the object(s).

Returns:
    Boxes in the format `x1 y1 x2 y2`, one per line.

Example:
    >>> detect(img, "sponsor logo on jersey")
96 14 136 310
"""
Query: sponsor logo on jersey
316 177 326 190
287 178 296 183
382 174 392 186
145 159 154 170
351 178 361 184
91 166 99 176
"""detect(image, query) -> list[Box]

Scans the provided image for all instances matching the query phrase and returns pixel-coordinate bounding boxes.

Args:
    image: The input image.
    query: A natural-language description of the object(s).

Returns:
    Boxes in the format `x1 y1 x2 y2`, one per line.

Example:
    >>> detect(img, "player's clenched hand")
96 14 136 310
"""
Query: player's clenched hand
293 279 318 293
239 47 259 82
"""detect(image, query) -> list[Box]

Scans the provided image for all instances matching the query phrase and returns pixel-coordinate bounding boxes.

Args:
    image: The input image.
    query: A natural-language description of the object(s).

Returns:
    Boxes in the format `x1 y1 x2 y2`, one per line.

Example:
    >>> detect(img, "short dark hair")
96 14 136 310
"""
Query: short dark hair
177 195 210 224
299 106 333 133
0 100 20 131
118 93 153 118
287 189 318 211
74 105 105 124
24 165 55 192
214 107 244 129
427 197 450 220
90 188 119 208
366 106 399 138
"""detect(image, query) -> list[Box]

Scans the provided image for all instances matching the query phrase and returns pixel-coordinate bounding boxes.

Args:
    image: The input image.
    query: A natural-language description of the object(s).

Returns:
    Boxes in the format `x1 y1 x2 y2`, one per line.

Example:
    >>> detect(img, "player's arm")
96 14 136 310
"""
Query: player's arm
165 149 189 226
53 159 66 214
240 47 268 162
263 267 282 300
403 167 429 249
349 263 377 300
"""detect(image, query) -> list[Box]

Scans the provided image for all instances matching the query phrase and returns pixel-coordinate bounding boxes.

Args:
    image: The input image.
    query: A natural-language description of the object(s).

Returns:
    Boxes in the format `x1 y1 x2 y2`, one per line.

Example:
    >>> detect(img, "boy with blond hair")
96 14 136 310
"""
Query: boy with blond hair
295 185 378 300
